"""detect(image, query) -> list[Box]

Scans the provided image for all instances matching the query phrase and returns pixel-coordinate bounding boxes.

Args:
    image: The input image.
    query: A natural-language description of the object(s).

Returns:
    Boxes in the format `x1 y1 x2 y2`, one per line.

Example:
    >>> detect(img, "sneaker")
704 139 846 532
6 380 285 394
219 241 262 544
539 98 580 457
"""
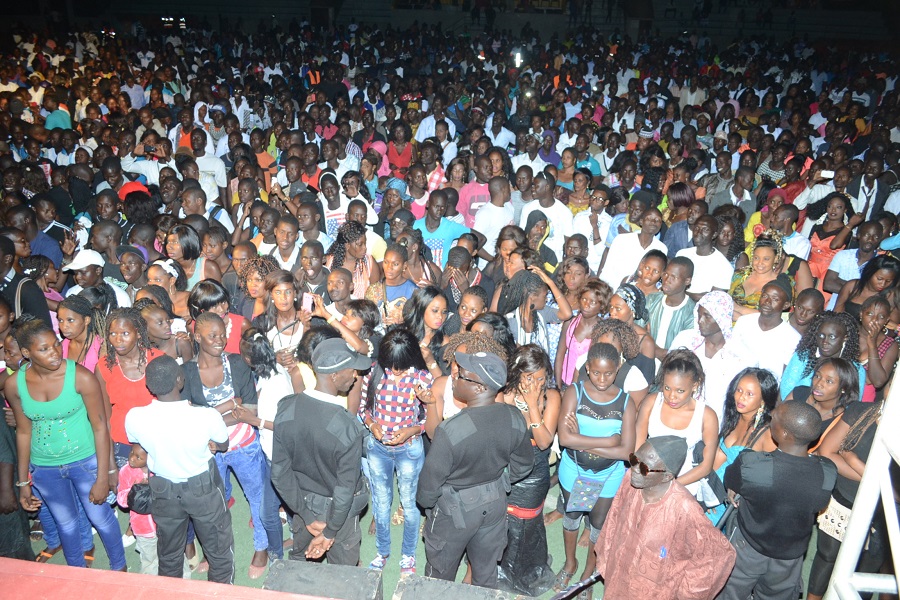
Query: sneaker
368 553 388 571
399 555 416 577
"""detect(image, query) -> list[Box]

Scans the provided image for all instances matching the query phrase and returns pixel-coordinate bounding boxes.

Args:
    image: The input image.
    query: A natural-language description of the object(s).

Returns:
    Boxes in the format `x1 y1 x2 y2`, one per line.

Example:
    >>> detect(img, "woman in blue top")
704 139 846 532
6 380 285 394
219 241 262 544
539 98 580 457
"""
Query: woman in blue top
555 342 636 592
707 368 778 525
365 243 418 327
780 311 865 401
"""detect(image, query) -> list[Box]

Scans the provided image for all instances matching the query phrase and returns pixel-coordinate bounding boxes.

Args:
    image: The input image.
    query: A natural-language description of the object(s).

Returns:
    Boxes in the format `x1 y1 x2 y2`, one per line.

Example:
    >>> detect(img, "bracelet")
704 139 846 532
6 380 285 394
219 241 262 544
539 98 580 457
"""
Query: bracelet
529 420 543 429
108 469 118 474
259 419 266 430
428 362 438 371
15 479 31 487
326 315 337 324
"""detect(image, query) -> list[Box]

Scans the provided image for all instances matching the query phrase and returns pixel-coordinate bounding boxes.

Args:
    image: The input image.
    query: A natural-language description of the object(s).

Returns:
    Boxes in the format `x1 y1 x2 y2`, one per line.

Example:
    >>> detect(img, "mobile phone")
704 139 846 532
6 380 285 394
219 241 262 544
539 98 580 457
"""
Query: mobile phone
820 170 835 179
144 145 156 153
301 292 314 313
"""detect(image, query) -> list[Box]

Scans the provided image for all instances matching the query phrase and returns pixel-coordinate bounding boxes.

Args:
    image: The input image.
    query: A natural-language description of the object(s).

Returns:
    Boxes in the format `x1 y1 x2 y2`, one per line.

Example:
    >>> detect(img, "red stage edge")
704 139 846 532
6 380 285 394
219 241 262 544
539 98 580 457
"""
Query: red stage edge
0 558 336 600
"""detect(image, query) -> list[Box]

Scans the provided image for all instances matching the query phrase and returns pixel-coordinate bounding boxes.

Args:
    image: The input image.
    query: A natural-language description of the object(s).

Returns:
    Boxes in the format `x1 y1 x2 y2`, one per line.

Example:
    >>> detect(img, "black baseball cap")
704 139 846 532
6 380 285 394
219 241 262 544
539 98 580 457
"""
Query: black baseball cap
454 351 507 392
312 339 372 373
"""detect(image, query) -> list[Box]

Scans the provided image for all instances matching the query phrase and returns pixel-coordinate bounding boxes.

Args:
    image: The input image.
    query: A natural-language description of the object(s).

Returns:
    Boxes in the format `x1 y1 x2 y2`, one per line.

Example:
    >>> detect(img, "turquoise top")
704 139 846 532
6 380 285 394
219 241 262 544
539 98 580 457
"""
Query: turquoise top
19 360 95 466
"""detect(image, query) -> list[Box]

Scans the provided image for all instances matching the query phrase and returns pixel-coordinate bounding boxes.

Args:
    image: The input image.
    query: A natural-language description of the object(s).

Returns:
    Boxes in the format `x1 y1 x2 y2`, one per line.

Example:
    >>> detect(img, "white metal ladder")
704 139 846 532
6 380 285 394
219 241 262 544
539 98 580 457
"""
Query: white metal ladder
825 371 900 599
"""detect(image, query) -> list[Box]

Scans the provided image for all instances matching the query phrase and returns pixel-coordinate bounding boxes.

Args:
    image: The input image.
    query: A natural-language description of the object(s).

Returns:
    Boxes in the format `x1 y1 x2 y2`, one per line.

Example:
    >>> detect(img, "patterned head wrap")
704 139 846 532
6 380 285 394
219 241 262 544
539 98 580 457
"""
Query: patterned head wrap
614 283 649 322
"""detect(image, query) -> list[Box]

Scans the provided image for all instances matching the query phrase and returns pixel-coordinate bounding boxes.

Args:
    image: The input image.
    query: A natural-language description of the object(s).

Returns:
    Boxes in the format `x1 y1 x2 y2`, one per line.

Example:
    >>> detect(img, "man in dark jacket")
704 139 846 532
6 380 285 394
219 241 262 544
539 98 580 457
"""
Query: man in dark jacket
272 339 371 564
417 351 534 589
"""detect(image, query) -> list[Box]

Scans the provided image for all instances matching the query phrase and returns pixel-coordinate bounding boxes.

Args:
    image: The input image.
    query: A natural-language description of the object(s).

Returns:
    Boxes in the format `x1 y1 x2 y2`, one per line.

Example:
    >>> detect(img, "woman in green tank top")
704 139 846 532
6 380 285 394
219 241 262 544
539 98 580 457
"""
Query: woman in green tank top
4 318 126 570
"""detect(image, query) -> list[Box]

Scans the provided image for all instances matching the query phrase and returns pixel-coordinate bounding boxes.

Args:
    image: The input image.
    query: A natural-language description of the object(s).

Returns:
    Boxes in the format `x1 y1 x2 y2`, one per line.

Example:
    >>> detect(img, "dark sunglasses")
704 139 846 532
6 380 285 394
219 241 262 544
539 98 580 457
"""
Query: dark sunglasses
454 371 482 387
628 453 667 476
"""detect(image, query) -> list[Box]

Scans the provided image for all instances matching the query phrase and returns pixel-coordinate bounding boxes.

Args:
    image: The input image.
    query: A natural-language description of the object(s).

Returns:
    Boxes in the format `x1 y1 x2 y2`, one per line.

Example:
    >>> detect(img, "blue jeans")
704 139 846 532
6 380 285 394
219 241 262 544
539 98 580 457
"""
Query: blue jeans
35 488 94 551
367 436 424 557
31 455 126 570
213 439 279 552
260 458 284 559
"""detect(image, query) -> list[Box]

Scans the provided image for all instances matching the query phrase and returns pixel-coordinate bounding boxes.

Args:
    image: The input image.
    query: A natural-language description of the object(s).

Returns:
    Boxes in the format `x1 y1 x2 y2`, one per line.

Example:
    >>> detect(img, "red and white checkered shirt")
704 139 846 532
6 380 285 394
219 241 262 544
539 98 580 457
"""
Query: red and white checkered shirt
359 368 431 436
426 165 446 193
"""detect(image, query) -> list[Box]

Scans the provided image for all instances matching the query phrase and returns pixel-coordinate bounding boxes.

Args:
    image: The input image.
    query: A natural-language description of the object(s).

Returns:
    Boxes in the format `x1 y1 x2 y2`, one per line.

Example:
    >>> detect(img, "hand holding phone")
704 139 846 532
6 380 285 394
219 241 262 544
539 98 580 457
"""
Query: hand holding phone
820 170 835 179
301 292 314 313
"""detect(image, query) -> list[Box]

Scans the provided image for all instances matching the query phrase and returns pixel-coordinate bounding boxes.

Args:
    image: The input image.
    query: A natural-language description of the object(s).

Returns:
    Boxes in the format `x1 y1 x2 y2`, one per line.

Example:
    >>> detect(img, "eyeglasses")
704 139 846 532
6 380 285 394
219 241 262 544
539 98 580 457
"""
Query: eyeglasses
628 453 668 475
453 371 482 386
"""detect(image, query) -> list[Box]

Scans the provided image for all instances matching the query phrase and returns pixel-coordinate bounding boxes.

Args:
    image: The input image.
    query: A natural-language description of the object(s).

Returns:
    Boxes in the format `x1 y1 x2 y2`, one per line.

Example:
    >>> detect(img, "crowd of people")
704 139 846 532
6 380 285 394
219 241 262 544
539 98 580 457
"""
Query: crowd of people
0 16 898 600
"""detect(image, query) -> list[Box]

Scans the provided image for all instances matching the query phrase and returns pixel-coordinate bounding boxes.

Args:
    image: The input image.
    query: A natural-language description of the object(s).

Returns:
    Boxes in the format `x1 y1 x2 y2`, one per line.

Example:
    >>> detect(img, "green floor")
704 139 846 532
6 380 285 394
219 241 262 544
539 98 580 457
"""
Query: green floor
30 474 823 599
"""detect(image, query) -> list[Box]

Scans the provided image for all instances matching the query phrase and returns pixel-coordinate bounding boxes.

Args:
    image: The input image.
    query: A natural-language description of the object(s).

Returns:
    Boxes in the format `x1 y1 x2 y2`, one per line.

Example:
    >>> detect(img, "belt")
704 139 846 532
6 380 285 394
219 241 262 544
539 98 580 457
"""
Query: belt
507 503 544 519
229 434 257 451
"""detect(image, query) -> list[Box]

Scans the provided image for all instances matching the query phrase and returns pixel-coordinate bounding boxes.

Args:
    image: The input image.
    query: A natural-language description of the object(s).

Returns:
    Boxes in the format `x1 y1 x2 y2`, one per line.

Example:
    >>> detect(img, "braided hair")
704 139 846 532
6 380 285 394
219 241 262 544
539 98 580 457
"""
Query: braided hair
441 331 508 364
326 220 367 270
238 255 279 295
20 255 53 282
795 311 861 379
590 318 641 360
104 307 152 370
137 284 177 318
58 295 106 362
839 403 881 453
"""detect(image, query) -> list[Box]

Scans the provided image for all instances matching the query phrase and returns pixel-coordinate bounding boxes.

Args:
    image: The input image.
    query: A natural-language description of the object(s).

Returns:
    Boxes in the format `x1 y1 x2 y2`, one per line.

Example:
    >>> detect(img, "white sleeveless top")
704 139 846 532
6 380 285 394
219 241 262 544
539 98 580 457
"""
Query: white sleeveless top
647 392 706 493
442 377 463 420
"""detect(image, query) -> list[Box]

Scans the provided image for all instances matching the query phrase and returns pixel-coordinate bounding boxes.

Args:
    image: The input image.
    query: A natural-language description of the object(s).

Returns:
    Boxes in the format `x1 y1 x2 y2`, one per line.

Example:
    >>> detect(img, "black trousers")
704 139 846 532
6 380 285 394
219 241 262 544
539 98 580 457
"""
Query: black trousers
149 459 234 584
423 480 508 589
288 482 369 566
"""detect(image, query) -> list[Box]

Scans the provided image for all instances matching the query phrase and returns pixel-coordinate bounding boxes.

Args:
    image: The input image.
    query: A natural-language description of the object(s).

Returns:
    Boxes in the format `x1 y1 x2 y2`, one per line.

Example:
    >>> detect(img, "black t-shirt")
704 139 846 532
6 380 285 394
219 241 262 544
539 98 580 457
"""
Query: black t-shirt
0 273 52 328
725 449 836 560
834 401 878 505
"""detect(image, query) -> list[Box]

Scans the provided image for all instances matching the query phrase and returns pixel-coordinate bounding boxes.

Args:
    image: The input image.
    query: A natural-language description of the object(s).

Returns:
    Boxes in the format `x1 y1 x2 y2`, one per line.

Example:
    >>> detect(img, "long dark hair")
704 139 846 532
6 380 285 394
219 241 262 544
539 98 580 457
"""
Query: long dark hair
467 312 517 357
795 311 860 378
850 254 900 299
502 345 555 403
326 220 367 269
402 286 446 359
719 368 779 442
814 357 860 410
252 270 299 334
365 327 427 413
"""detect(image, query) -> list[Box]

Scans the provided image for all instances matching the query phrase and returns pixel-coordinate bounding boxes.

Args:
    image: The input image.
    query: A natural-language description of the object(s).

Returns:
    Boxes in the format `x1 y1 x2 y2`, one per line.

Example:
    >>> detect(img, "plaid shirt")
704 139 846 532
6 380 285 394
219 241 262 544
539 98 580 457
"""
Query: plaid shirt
426 164 445 193
360 368 431 436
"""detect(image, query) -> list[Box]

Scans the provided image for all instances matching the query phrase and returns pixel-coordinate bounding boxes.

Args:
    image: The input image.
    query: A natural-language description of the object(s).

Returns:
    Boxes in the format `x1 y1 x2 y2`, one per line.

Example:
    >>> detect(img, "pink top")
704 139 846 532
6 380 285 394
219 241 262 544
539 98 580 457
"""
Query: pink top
117 464 155 537
62 335 102 373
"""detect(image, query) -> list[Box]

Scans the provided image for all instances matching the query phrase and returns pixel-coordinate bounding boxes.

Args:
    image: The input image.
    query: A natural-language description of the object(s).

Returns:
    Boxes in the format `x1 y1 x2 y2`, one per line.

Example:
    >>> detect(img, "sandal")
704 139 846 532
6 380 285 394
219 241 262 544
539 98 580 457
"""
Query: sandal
391 506 405 526
35 546 61 563
195 559 209 574
552 562 578 592
84 547 95 568
30 521 44 542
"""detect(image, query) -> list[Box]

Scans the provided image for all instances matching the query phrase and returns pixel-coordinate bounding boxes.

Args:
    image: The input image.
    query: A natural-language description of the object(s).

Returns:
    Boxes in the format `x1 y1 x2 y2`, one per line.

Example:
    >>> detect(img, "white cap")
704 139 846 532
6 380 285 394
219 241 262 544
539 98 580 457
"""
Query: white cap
62 249 105 271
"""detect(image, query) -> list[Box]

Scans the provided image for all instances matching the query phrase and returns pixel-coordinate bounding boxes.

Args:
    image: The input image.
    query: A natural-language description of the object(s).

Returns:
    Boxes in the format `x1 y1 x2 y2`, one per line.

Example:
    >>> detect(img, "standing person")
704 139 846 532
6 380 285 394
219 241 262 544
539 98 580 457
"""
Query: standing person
417 350 534 589
57 295 105 373
554 342 637 593
95 307 164 467
496 345 561 596
593 436 736 599
125 354 234 583
271 338 370 564
182 312 278 579
4 317 126 570
717 401 836 600
646 257 696 353
360 328 431 576
0 236 52 327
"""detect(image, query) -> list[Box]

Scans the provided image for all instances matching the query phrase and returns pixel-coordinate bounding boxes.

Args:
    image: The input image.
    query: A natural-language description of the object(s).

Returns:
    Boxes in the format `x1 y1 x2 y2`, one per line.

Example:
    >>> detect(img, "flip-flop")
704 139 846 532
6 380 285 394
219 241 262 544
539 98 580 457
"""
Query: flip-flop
30 521 44 542
35 546 61 563
84 547 95 568
195 559 209 574
552 562 579 592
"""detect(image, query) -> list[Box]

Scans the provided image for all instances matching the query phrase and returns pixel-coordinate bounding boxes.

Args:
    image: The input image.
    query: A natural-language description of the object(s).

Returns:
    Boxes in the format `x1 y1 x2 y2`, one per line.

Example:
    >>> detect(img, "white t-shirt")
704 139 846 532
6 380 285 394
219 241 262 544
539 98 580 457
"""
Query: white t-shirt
519 199 574 261
600 232 668 290
573 210 613 274
731 314 801 382
675 247 735 294
255 366 294 459
656 296 688 348
473 202 515 268
194 153 227 207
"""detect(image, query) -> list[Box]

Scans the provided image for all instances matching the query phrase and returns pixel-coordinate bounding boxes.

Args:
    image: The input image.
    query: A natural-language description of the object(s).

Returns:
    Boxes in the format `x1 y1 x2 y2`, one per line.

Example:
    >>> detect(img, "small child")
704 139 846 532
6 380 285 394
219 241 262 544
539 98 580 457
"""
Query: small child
117 444 158 575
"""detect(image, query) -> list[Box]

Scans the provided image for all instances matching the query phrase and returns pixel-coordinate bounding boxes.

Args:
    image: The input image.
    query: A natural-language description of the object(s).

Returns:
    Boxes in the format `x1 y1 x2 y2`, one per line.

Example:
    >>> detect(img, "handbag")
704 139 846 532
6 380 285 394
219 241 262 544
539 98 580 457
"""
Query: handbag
127 482 153 515
565 386 607 512
817 496 852 542
692 441 728 509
